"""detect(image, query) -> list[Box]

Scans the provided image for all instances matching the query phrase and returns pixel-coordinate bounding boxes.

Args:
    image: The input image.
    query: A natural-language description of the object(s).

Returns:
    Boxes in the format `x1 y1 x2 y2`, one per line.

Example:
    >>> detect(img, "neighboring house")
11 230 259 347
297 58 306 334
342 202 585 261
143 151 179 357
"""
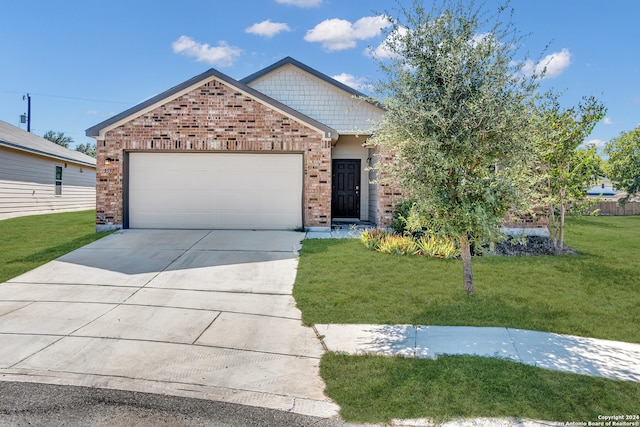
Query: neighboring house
87 57 397 232
0 120 96 221
587 178 626 200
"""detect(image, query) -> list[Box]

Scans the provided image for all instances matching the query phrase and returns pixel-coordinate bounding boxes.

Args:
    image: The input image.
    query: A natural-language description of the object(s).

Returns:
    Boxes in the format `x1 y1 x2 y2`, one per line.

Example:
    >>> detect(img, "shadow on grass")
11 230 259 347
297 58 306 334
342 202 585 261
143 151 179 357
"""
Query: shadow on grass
410 295 568 332
9 234 109 265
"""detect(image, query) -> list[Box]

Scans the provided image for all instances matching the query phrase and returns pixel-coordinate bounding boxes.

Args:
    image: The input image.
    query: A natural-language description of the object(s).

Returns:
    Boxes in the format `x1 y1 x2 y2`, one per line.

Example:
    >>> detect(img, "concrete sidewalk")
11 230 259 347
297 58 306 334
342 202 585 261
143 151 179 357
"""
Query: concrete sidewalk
0 229 339 419
315 324 640 382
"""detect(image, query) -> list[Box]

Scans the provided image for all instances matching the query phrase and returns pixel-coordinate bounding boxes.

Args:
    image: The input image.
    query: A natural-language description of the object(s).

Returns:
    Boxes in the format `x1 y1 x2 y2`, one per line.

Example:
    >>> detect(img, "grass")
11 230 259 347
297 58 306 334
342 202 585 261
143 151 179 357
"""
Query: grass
294 216 640 423
321 353 640 424
0 210 111 283
294 216 640 343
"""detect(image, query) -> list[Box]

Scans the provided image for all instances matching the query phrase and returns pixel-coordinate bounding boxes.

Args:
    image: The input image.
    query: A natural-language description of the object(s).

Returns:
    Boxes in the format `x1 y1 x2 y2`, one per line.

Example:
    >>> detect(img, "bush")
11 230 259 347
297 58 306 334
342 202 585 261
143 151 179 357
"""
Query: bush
376 234 420 255
416 235 460 259
391 200 416 234
360 228 393 250
361 228 459 259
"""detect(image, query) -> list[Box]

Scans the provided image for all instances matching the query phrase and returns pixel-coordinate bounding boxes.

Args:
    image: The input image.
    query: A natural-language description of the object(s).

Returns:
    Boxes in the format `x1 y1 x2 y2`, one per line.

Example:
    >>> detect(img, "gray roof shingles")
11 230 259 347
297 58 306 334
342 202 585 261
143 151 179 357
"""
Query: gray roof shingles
85 65 338 140
0 120 96 167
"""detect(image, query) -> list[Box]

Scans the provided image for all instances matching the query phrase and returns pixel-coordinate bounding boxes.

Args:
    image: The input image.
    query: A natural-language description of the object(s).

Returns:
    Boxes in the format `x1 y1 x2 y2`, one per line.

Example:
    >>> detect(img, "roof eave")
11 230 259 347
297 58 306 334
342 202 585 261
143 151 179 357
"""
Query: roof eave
86 67 338 141
0 141 96 167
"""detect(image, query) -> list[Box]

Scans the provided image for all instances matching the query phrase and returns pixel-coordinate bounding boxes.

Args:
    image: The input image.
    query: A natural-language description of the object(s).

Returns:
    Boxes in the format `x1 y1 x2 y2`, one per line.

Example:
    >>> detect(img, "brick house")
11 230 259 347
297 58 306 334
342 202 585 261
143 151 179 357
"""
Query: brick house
86 57 399 232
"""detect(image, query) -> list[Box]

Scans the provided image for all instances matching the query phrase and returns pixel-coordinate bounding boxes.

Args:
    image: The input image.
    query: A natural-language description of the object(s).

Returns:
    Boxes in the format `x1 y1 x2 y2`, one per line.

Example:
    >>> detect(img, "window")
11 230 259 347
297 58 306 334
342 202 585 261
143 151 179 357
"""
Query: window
55 165 62 196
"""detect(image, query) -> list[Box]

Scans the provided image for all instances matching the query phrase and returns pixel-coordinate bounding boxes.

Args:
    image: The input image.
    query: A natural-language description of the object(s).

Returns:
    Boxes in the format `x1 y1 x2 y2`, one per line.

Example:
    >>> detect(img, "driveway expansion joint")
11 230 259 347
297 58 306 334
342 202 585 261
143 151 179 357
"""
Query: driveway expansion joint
0 229 334 418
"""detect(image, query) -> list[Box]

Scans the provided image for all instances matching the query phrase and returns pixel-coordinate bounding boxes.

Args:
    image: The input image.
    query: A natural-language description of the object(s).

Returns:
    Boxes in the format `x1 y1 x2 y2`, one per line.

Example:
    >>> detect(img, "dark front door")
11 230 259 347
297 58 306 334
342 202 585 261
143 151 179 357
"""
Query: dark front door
332 159 361 218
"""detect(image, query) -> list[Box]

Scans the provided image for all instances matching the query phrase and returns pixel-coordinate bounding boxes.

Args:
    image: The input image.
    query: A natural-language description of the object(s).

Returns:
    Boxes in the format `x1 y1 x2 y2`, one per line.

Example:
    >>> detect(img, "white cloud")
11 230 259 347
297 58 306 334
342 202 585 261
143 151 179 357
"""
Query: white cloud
276 0 322 7
353 16 389 39
171 35 241 67
305 16 390 52
603 117 614 125
582 138 607 150
245 20 291 38
332 73 372 91
523 48 572 79
365 26 407 59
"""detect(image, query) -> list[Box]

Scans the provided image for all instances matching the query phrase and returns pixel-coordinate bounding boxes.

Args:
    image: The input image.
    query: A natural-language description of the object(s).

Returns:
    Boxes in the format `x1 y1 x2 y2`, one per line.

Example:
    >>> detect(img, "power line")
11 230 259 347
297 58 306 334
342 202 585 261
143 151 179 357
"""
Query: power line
0 89 132 105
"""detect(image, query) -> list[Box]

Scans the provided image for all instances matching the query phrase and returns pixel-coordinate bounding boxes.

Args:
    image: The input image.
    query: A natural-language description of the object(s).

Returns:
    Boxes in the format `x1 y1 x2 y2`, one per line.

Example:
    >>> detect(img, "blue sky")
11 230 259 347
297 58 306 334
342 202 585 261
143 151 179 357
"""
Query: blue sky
1 0 638 151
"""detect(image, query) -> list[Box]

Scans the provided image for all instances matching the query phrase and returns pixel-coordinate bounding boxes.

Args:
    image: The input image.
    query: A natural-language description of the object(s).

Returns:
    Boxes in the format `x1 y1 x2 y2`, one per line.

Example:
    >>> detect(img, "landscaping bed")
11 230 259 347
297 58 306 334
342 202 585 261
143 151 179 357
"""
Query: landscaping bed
294 216 640 423
294 216 640 343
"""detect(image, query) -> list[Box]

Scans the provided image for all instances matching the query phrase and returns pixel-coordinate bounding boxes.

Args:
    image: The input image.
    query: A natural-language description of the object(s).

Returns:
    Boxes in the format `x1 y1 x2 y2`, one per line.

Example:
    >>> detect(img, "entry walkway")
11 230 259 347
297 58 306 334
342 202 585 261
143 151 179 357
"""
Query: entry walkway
315 324 640 382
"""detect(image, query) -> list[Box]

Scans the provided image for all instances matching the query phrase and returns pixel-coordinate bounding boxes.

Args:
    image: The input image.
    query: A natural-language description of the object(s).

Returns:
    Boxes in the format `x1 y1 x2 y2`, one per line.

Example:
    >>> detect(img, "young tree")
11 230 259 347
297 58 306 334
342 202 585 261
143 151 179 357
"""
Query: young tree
604 126 640 201
369 0 540 294
75 142 97 158
43 130 73 148
531 96 606 252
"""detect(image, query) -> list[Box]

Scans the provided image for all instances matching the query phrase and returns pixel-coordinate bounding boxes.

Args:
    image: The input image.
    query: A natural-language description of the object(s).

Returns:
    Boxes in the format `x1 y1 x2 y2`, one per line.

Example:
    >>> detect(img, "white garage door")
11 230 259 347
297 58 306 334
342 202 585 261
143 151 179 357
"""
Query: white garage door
128 153 303 229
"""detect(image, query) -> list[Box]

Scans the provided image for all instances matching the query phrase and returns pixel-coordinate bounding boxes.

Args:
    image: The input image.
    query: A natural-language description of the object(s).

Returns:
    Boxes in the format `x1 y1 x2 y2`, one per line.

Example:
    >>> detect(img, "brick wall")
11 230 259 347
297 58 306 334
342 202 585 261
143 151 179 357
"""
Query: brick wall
96 78 331 229
373 148 403 227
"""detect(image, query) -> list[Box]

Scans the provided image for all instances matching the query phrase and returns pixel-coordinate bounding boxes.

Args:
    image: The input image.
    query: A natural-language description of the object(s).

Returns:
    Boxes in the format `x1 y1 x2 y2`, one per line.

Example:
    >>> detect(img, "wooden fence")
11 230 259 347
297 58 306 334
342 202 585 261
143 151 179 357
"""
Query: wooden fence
589 201 640 216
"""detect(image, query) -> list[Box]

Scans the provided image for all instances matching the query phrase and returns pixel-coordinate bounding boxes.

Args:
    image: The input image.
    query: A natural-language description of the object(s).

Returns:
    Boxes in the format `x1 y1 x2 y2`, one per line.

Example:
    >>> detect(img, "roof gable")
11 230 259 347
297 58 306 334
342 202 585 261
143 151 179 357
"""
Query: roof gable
241 57 384 134
0 120 96 167
86 67 337 141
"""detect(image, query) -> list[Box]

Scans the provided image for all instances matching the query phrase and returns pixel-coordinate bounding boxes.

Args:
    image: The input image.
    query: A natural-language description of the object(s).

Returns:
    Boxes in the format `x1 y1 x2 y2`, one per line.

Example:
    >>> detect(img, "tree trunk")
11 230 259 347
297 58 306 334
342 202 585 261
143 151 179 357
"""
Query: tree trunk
459 233 474 295
558 187 566 253
549 203 557 249
559 200 566 251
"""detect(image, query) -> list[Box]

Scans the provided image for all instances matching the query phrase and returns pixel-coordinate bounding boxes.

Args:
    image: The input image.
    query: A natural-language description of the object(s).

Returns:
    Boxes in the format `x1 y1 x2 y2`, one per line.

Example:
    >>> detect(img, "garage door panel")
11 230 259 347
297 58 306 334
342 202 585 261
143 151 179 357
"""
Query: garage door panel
128 153 302 229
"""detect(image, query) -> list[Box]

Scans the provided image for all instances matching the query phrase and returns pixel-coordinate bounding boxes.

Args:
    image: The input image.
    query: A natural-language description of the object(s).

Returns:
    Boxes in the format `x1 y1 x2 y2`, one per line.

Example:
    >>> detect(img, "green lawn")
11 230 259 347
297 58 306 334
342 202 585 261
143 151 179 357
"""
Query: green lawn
0 210 111 283
294 216 640 343
321 353 640 424
294 216 640 423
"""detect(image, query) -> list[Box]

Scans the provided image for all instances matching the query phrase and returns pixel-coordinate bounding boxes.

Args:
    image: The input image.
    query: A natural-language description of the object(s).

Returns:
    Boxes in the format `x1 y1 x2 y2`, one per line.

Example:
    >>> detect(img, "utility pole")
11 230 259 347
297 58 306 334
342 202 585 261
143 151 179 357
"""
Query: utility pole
22 94 31 132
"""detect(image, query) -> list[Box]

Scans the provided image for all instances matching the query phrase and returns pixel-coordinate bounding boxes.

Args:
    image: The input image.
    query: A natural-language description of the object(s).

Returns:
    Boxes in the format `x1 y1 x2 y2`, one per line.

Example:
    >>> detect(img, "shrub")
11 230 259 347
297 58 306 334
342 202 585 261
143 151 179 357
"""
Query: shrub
391 200 416 234
362 228 459 259
360 228 393 250
416 235 460 259
376 234 420 255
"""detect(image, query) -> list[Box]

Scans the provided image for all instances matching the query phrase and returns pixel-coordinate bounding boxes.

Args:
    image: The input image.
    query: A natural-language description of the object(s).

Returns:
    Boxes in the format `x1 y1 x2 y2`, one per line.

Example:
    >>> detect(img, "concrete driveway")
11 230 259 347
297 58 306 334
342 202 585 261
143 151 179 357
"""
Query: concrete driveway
0 229 338 418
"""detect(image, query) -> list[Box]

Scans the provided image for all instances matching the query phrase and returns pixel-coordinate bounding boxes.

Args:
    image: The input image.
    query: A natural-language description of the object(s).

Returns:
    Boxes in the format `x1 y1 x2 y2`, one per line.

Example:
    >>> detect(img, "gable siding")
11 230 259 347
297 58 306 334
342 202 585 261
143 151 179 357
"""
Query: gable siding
97 78 331 229
246 65 383 134
0 147 96 220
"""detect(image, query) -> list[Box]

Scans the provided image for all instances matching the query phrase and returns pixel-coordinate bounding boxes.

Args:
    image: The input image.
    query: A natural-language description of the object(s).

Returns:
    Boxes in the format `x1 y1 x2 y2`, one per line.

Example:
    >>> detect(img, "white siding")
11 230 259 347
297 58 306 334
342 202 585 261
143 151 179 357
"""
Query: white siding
247 64 383 134
0 147 96 220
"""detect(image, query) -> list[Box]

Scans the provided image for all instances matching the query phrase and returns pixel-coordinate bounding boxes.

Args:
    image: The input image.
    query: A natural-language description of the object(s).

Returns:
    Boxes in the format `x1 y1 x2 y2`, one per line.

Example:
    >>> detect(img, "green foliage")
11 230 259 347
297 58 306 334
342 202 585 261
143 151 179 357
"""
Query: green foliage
415 235 460 259
361 228 459 258
531 95 606 250
75 142 97 157
368 0 542 293
375 234 420 255
604 125 640 201
391 200 416 234
42 130 73 148
360 228 394 250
